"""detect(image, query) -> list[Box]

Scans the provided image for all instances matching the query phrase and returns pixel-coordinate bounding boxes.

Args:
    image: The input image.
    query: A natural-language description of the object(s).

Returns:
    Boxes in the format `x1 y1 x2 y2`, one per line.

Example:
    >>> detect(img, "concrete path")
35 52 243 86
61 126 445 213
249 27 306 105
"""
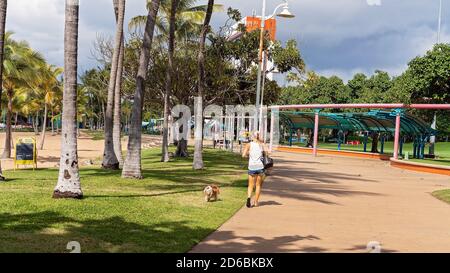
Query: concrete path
191 151 450 253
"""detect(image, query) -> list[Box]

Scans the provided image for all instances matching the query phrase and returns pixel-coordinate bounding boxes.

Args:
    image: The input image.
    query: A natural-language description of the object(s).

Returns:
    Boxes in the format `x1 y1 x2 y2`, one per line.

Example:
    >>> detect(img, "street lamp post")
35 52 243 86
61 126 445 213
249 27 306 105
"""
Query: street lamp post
255 0 295 134
438 0 442 44
430 0 443 156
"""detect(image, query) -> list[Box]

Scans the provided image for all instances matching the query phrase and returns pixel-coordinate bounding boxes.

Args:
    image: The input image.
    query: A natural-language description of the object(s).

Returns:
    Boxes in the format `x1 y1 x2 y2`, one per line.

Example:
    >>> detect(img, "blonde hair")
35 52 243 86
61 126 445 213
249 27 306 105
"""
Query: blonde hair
252 131 262 142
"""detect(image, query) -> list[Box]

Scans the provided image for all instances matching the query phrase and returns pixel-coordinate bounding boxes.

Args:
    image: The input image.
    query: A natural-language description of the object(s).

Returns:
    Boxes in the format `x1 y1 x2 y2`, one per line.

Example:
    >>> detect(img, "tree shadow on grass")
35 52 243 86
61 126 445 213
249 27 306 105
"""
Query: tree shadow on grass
0 211 214 253
77 159 248 193
77 167 247 191
79 149 248 187
80 177 247 199
84 189 201 199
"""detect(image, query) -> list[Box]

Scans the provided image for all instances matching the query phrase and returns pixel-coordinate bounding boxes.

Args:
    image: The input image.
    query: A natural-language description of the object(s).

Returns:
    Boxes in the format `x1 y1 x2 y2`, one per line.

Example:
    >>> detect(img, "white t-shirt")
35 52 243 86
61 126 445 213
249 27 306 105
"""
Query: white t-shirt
248 141 264 171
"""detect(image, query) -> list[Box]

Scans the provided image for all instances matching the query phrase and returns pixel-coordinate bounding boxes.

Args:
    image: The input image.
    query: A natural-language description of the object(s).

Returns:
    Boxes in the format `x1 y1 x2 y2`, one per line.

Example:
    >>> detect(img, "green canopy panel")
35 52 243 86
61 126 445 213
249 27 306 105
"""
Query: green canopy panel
279 110 436 136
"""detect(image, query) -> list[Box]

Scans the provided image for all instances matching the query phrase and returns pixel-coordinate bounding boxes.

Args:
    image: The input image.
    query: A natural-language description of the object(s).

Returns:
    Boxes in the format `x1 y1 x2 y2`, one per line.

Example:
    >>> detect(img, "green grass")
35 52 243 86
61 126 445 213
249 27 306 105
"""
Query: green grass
409 158 450 167
0 148 248 253
84 130 106 140
292 141 450 166
432 189 450 205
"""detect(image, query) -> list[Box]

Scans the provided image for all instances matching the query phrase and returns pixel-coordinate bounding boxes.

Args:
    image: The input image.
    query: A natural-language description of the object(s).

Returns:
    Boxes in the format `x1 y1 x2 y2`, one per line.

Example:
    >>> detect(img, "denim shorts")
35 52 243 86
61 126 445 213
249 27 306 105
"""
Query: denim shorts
248 169 265 176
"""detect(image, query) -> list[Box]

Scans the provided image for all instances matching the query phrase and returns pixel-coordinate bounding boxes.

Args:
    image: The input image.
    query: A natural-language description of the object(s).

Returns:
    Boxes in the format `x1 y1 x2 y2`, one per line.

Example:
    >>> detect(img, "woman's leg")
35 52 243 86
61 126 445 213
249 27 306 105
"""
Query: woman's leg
247 175 256 198
254 174 265 206
247 175 256 207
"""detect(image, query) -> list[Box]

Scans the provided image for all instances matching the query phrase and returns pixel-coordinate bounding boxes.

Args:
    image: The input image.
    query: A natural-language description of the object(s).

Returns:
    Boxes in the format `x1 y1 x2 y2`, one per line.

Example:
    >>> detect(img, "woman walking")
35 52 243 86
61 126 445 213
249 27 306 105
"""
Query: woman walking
243 131 268 208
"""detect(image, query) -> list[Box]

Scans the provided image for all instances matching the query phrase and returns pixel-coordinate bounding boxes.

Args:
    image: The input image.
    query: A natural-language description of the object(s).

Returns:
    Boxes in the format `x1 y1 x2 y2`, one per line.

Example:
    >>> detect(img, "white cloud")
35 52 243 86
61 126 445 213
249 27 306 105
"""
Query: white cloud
5 0 450 79
7 0 146 70
367 0 382 6
7 0 64 65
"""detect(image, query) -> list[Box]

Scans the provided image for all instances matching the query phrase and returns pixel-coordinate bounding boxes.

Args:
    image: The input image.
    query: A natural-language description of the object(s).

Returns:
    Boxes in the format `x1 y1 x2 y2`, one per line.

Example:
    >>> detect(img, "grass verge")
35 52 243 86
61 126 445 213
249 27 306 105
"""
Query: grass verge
0 148 248 253
432 189 450 205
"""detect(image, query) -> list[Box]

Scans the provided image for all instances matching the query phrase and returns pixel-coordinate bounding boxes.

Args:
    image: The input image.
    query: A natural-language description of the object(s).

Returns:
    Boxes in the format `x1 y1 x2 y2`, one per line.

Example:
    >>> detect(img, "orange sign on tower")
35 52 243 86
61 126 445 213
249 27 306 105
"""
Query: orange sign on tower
245 16 277 41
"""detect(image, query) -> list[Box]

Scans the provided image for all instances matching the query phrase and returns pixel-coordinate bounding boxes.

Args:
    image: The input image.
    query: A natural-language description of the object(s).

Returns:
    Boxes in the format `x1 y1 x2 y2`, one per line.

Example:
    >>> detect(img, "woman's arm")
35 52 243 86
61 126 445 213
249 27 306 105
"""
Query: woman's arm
242 143 250 158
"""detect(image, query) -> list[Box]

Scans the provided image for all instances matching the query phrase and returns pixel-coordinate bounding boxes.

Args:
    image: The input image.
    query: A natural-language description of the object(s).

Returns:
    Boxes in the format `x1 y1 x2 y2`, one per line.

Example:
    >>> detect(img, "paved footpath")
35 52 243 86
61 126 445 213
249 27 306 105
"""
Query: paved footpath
191 151 450 253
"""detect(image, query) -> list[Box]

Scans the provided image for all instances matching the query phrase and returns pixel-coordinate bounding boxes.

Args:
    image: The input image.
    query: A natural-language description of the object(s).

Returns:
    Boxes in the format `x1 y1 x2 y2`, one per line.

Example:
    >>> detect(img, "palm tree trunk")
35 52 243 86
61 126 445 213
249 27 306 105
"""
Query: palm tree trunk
34 112 39 135
102 0 125 170
101 101 105 130
0 0 6 179
51 109 55 135
1 89 12 159
122 0 160 179
39 103 48 150
56 115 60 134
113 42 124 165
53 0 83 199
161 0 178 162
113 0 125 167
193 0 214 170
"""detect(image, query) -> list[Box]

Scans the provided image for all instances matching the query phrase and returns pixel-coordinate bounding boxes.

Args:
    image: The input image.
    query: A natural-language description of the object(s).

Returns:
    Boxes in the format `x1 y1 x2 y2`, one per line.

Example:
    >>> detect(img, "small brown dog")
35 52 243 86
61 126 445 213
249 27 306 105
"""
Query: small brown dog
204 185 220 202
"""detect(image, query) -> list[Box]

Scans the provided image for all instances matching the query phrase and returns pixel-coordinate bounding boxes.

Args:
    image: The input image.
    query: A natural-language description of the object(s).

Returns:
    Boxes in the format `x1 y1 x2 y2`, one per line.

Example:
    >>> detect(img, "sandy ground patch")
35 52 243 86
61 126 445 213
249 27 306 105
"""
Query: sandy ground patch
0 131 162 171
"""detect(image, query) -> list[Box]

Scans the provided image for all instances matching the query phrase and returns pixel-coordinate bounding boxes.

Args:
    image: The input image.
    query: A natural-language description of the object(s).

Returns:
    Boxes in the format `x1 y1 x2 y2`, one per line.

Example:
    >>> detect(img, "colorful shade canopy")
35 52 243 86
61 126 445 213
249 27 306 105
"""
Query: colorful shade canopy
279 110 436 136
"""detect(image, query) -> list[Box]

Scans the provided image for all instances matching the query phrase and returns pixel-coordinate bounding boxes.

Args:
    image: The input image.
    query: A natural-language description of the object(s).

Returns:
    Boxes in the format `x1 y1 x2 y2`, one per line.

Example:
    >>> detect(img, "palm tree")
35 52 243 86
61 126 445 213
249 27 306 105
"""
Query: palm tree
113 0 126 166
129 0 223 41
161 0 179 162
0 0 6 180
53 0 83 199
77 85 93 134
132 1 222 162
193 0 214 170
79 69 108 130
49 86 63 135
2 32 45 158
122 0 161 179
121 99 132 133
13 87 41 129
102 0 126 170
13 87 41 137
37 65 63 150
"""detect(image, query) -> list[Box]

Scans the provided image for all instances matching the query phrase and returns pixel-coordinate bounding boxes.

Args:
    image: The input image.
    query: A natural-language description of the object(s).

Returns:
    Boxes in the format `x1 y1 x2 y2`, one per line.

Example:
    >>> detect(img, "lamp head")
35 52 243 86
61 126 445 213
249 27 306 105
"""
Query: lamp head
277 5 295 19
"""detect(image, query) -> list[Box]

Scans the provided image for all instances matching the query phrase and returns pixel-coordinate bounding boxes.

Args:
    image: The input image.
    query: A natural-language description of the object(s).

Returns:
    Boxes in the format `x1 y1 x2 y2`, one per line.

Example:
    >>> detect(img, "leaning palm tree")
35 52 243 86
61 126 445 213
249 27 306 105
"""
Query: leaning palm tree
2 32 45 158
53 0 83 199
122 0 161 179
161 0 179 162
113 0 126 166
102 0 126 170
193 0 214 170
36 65 63 150
0 0 6 180
14 87 41 128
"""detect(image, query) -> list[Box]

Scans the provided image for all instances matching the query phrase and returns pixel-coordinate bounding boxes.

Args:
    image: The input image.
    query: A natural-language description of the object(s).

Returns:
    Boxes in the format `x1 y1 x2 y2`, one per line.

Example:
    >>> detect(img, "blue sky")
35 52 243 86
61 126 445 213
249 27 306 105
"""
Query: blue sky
6 0 449 82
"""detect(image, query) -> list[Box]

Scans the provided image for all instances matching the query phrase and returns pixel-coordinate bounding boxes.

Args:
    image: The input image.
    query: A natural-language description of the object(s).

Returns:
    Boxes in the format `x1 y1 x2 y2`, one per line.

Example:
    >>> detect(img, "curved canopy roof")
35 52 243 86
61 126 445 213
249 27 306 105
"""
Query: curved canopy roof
279 110 436 136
